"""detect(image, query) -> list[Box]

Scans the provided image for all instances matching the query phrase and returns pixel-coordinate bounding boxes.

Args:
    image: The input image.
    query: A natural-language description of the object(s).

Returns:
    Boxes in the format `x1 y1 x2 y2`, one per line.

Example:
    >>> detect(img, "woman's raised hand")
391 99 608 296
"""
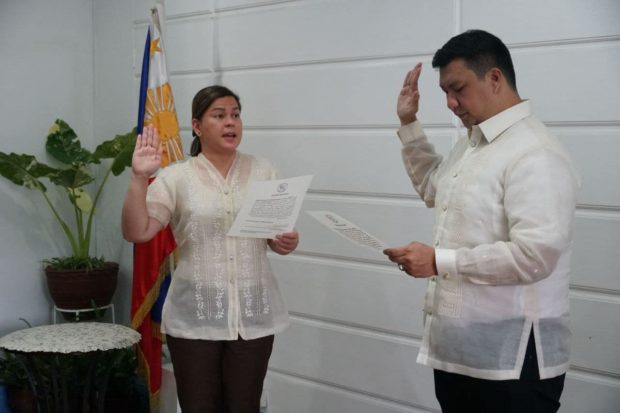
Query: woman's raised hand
132 124 162 178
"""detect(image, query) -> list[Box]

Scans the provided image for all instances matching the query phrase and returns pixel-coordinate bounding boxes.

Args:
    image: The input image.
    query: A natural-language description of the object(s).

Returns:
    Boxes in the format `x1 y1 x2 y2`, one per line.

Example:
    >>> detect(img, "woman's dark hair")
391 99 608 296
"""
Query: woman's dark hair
432 29 517 91
190 85 241 156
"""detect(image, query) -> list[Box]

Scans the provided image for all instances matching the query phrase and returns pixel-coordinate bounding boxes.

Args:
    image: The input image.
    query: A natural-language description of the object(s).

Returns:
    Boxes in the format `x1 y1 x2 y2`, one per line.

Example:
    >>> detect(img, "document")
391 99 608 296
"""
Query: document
306 210 388 252
227 175 313 239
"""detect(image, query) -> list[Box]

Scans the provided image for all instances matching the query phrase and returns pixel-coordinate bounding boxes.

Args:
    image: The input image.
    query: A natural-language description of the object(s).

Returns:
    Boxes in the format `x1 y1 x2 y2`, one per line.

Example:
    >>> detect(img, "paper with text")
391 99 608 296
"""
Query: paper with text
306 210 388 252
227 175 313 239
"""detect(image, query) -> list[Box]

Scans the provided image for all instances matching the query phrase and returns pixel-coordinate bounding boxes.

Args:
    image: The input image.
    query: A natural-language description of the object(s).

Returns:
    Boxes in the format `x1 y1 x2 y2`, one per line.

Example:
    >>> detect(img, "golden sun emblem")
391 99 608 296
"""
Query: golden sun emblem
144 83 184 166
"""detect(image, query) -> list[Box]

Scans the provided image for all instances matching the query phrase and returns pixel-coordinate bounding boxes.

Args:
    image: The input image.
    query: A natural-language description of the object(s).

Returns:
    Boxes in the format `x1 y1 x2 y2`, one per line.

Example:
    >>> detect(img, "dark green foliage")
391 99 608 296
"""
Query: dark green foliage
0 119 137 268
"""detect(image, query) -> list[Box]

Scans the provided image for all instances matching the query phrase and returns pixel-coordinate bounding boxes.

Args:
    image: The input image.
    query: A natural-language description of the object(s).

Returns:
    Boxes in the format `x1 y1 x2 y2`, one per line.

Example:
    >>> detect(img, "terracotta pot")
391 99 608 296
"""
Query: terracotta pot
45 262 119 311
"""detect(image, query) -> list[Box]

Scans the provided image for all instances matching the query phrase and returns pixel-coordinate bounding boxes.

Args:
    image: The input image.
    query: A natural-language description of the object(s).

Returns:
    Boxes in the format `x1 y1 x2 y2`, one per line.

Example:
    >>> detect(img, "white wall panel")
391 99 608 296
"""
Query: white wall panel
514 42 620 123
215 0 295 12
118 1 620 411
133 0 212 20
270 318 439 410
570 294 620 376
0 0 95 333
221 60 450 127
296 196 435 262
267 365 620 413
562 371 620 413
266 371 435 413
165 16 214 73
270 256 620 376
241 129 454 195
217 0 453 68
571 212 620 292
463 0 620 43
168 73 216 128
133 17 213 76
271 255 426 336
556 127 620 207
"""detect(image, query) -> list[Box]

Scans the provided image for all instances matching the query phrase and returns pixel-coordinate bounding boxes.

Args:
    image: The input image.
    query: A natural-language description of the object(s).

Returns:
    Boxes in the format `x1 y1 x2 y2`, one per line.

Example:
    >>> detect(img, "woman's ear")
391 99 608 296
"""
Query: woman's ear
191 118 201 136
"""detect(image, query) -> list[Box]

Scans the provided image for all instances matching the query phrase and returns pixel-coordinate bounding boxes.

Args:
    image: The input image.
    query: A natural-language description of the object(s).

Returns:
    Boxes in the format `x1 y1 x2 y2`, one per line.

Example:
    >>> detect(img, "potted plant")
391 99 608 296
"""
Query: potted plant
0 119 136 316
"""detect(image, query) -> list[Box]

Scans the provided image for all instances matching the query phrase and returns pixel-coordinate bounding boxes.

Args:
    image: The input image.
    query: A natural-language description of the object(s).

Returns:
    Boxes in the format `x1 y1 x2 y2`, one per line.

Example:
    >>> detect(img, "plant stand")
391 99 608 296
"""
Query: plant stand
53 304 115 324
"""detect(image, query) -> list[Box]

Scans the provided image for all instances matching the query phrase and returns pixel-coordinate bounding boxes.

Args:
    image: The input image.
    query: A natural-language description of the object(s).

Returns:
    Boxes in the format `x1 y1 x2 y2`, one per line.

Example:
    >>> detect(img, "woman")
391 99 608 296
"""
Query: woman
122 85 299 413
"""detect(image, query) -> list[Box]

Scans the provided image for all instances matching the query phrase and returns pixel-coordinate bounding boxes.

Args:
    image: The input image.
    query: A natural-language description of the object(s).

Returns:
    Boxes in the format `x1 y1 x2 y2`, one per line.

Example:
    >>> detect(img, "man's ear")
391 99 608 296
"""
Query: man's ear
488 67 503 93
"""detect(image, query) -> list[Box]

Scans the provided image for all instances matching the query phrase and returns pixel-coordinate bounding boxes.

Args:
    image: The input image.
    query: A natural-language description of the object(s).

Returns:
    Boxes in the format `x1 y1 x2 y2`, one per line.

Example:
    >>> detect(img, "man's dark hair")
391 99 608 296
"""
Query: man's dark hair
432 30 517 90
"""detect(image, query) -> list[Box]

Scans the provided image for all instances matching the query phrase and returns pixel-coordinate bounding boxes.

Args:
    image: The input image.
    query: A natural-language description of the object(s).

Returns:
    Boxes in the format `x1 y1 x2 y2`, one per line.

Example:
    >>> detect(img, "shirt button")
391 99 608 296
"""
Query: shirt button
229 256 234 261
223 187 230 195
443 272 449 279
452 172 458 178
470 141 476 147
442 205 447 212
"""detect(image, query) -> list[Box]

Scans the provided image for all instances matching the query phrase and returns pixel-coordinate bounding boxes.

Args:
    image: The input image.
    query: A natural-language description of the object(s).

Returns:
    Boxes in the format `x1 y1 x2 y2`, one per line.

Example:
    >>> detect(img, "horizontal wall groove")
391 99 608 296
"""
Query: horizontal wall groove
307 189 423 203
282 251 619 300
244 123 449 130
288 315 422 347
178 123 453 131
162 68 217 77
569 365 620 382
291 249 396 268
247 122 454 131
270 249 397 273
575 204 620 213
569 287 620 304
209 51 435 74
133 10 211 26
510 35 620 50
267 369 439 413
133 0 303 23
544 120 620 128
214 0 303 14
288 311 422 342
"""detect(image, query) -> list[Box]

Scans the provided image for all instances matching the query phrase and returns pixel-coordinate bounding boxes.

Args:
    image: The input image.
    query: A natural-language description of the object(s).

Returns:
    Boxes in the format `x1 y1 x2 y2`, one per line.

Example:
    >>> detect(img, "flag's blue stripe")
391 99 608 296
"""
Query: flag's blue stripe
137 29 151 134
151 273 171 324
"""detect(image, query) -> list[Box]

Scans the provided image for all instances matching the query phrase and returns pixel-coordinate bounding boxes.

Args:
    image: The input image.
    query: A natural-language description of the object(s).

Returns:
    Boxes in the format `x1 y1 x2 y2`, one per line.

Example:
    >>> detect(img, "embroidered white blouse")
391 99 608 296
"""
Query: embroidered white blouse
146 152 290 341
398 101 579 380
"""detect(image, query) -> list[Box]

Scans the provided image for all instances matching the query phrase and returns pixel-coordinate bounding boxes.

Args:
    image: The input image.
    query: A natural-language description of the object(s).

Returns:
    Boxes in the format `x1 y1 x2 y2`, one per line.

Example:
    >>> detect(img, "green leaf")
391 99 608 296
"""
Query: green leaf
46 119 96 165
44 256 106 270
94 129 137 175
48 165 94 189
69 187 93 212
0 152 59 191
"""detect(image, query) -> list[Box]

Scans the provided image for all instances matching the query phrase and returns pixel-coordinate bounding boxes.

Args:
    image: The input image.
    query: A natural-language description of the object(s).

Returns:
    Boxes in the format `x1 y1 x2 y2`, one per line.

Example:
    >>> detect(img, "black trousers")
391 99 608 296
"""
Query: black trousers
167 334 274 413
434 331 565 413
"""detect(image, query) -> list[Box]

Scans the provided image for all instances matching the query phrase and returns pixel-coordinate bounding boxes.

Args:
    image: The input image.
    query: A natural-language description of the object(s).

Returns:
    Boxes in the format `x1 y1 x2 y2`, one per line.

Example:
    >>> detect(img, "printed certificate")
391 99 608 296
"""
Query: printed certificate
306 210 388 252
227 175 313 239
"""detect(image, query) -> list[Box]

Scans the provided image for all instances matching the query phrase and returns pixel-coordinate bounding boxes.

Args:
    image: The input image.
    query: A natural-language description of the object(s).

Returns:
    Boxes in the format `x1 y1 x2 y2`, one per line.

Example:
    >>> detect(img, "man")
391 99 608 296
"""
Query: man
384 30 578 413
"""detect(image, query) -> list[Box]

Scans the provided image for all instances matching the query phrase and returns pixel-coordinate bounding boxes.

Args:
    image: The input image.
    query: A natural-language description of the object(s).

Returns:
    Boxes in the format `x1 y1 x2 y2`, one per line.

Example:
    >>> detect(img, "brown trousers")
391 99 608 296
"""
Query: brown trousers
166 334 274 413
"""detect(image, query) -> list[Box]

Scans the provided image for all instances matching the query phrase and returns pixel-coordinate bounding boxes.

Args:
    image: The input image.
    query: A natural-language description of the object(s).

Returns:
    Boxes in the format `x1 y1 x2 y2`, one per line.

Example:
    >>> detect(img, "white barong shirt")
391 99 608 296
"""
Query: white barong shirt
398 101 579 380
146 152 289 341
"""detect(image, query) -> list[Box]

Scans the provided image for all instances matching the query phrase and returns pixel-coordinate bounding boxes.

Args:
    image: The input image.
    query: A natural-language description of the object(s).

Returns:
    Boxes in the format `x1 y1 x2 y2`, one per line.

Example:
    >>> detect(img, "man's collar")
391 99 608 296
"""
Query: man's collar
476 100 531 143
